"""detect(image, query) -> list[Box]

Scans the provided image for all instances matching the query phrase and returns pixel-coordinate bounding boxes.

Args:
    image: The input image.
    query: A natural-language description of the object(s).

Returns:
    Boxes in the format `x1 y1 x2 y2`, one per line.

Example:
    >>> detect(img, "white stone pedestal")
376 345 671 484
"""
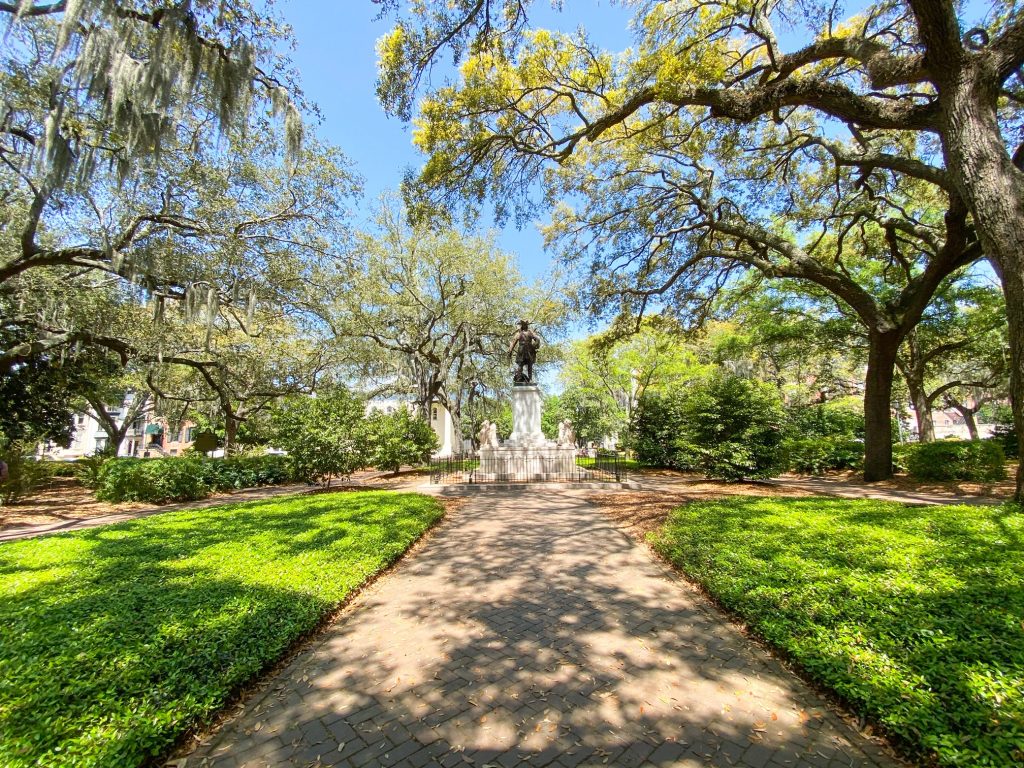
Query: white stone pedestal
507 385 545 447
478 444 577 481
477 384 578 481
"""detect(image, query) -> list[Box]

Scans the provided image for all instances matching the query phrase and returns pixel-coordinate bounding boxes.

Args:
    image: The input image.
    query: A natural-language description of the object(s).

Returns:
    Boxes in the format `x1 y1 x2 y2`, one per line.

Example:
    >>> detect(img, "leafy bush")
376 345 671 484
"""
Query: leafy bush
673 373 786 480
366 408 439 474
44 460 80 477
0 491 444 768
630 390 692 469
986 404 1018 459
632 375 786 479
782 436 863 474
991 423 1015 460
0 444 52 505
93 455 295 503
784 397 865 439
75 454 109 489
269 388 368 484
904 439 1006 482
204 453 294 490
652 497 1024 767
992 425 1020 459
95 457 210 503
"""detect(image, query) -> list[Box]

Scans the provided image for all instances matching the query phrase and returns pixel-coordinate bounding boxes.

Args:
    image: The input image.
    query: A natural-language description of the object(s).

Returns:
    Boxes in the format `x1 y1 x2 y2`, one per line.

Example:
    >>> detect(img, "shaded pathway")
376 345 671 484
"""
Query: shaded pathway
764 475 1003 506
622 470 1005 507
181 488 895 768
0 469 415 544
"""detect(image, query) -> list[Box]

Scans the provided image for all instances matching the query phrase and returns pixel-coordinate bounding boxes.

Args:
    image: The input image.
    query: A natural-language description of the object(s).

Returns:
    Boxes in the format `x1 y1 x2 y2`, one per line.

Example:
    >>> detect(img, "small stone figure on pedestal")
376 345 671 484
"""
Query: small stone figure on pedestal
477 419 499 449
557 419 576 448
508 319 541 384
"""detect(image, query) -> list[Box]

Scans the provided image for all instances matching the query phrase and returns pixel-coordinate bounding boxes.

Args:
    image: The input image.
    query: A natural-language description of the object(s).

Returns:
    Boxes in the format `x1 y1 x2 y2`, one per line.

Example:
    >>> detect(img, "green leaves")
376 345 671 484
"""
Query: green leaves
635 371 786 480
365 408 439 474
903 440 1007 483
0 491 444 768
653 497 1024 766
268 388 368 484
90 455 296 503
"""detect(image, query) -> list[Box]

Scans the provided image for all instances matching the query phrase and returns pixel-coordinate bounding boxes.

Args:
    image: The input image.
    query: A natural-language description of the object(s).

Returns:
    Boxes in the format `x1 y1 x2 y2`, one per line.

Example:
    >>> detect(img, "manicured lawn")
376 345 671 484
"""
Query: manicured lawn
652 497 1024 767
575 456 643 471
0 491 444 768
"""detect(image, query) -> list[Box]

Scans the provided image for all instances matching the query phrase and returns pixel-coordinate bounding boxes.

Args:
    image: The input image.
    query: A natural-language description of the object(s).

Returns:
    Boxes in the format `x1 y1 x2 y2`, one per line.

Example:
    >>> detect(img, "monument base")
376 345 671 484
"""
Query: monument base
477 444 578 482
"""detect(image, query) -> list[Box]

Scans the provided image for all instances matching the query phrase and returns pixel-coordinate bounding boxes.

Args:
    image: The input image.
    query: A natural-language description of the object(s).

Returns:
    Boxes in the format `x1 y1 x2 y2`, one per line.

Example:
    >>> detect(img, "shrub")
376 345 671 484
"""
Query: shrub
269 388 368 484
93 455 296 503
630 390 692 469
674 373 786 481
205 453 295 490
782 436 863 475
0 444 52 505
75 454 109 489
366 409 439 474
904 439 1006 482
784 397 865 439
95 457 210 503
991 426 1019 459
43 460 80 477
986 404 1018 459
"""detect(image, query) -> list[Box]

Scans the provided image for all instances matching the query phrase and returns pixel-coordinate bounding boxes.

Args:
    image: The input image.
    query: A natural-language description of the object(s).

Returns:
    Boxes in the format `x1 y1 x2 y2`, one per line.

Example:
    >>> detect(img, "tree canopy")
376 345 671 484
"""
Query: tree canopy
378 0 1024 497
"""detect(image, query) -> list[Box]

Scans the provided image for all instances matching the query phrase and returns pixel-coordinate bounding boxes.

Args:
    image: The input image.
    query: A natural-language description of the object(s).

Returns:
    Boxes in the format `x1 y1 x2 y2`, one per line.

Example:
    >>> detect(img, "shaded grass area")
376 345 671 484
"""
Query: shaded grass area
0 491 444 768
651 497 1024 767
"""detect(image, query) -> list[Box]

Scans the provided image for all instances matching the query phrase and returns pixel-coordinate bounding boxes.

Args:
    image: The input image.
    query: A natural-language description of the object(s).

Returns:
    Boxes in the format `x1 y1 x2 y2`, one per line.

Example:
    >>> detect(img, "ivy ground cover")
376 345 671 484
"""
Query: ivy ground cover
652 497 1024 767
0 491 444 768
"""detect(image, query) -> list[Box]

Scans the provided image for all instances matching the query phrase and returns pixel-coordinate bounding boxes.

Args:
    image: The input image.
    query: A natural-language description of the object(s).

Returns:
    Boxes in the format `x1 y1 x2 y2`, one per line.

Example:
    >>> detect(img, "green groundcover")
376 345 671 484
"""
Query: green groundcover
0 490 443 768
652 496 1024 767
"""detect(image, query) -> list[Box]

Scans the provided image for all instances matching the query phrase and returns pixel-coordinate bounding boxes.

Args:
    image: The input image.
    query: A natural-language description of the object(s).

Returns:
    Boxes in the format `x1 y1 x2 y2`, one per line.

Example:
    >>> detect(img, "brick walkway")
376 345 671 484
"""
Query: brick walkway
183 488 896 768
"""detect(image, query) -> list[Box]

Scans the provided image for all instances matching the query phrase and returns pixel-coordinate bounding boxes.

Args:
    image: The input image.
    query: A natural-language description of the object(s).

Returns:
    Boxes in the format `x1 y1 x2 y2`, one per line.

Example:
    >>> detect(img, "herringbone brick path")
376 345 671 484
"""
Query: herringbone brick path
183 489 896 768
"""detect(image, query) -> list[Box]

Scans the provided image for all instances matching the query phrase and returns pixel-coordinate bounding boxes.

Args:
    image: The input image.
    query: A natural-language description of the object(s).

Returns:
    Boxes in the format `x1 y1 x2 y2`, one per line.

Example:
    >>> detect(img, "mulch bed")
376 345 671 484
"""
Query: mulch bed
0 469 435 532
590 473 814 539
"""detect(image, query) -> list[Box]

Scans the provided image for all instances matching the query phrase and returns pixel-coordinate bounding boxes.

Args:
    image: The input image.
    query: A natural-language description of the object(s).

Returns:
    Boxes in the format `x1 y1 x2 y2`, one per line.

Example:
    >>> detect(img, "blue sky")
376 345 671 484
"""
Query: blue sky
280 1 634 283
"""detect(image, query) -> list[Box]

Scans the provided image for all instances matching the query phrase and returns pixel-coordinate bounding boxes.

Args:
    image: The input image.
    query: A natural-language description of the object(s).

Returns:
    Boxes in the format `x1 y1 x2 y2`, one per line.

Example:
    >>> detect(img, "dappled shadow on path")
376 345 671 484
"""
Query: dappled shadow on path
184 491 894 768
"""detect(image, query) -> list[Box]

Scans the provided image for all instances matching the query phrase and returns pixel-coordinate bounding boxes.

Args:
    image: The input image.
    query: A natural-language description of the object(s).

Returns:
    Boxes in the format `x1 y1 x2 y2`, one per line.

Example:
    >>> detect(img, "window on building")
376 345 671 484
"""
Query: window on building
432 406 438 421
95 437 107 453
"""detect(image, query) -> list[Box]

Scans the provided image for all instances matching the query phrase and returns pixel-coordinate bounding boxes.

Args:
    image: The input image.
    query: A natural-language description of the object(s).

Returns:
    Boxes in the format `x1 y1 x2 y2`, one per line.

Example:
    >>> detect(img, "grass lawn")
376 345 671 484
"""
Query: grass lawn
575 456 643 471
0 490 443 768
652 497 1024 767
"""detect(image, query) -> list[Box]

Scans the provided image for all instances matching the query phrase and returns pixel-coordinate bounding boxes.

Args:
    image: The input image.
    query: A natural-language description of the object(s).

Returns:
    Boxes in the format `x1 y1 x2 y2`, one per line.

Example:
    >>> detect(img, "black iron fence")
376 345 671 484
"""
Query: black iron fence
429 451 628 484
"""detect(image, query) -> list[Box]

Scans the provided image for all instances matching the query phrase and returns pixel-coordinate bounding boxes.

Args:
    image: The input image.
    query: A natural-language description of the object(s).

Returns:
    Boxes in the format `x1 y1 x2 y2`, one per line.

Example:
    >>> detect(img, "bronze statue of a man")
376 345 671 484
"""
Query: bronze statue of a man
508 319 540 384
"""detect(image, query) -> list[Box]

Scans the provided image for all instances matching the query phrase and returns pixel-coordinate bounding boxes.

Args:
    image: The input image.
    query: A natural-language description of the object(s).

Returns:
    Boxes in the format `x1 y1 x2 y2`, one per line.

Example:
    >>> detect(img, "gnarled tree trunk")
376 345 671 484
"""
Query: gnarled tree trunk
863 330 902 481
939 65 1024 501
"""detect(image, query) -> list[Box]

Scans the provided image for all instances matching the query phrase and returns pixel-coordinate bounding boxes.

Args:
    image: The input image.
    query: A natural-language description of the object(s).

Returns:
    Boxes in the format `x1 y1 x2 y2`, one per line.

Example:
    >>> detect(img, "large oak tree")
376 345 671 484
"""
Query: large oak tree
378 0 1024 497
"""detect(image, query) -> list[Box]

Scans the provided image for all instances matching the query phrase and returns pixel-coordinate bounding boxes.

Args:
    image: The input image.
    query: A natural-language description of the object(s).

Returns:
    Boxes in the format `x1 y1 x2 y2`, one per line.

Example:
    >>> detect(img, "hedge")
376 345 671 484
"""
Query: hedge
782 435 863 475
93 454 295 503
903 439 1006 482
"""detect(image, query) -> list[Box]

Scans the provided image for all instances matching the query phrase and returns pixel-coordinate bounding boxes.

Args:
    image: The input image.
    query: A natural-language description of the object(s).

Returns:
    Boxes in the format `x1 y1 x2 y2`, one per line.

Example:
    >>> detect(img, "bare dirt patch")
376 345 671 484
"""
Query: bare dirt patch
0 477 147 530
590 472 814 539
801 468 1017 500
